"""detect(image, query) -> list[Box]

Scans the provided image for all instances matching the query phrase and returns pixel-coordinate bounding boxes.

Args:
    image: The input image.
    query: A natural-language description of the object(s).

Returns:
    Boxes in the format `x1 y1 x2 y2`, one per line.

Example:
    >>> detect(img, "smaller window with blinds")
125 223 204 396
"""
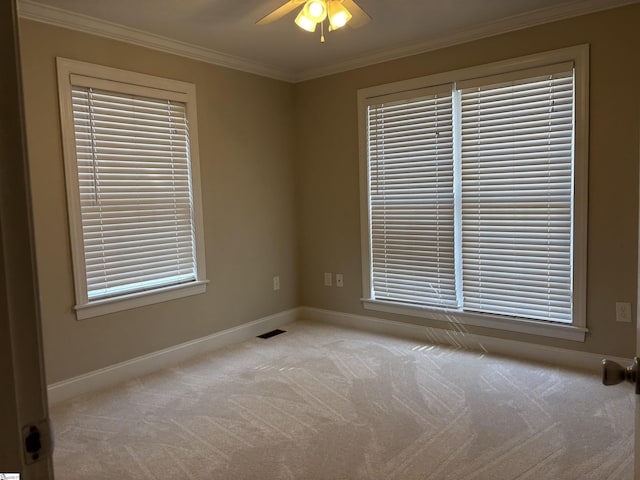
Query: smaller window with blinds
358 46 588 341
57 58 207 320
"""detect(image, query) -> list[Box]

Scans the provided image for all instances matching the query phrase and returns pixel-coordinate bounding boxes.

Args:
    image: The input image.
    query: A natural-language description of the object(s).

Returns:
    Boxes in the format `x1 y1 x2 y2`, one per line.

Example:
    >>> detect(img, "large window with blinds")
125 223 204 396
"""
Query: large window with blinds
57 58 207 320
358 46 588 341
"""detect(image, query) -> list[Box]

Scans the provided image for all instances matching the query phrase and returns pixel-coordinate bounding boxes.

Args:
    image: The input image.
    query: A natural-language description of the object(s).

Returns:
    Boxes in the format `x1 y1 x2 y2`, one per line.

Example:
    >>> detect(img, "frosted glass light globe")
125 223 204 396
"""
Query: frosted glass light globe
332 11 348 27
308 1 325 19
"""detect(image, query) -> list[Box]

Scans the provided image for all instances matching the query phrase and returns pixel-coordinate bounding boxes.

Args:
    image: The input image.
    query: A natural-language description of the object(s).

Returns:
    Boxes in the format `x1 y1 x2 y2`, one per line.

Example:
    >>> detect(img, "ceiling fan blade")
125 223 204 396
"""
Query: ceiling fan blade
256 0 305 25
343 0 371 28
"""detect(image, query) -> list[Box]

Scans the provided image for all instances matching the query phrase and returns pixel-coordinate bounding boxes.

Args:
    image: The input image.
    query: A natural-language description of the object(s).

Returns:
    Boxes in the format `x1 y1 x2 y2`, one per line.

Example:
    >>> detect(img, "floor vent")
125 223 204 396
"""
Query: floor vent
257 329 286 339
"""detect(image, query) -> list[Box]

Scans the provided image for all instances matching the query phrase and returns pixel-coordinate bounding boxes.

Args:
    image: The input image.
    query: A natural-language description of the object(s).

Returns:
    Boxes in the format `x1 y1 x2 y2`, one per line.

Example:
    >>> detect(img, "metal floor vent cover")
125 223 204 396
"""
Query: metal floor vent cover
257 329 286 339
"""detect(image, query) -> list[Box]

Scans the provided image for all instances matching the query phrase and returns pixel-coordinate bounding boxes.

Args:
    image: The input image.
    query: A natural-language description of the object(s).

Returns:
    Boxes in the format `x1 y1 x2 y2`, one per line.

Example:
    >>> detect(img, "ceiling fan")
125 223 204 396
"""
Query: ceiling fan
257 0 371 42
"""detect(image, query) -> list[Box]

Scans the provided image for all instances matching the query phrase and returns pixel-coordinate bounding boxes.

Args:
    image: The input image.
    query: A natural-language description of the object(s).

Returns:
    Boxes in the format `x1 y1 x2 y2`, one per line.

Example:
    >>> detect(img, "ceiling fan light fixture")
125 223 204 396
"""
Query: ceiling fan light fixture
255 0 371 40
327 1 352 30
295 8 317 32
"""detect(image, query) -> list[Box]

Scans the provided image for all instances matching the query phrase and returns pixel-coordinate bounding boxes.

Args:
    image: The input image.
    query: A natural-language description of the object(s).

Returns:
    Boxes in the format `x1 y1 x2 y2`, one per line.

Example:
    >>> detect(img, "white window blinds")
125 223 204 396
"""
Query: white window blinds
367 87 457 308
71 85 198 300
365 63 576 324
459 67 574 323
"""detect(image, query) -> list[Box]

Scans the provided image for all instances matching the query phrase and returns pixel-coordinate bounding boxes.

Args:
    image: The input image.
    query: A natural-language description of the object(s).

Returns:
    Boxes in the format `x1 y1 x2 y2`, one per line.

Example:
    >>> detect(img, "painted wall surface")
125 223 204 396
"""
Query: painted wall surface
19 20 299 384
294 5 640 358
17 5 640 386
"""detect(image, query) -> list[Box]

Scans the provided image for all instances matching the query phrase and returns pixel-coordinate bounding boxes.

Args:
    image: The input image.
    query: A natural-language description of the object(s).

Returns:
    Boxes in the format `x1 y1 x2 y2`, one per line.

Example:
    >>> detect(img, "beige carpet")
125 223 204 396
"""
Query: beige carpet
50 320 633 479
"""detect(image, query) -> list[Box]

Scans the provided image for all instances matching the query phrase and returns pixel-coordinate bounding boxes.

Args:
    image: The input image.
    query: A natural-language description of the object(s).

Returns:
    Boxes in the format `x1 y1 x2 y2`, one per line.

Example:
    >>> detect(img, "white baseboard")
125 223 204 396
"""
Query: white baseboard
49 305 630 405
299 306 632 374
47 308 297 406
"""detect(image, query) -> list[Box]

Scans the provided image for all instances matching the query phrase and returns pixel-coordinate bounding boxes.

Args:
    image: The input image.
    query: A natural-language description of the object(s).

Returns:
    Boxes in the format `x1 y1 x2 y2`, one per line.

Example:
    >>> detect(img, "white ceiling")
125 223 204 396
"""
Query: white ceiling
18 0 638 81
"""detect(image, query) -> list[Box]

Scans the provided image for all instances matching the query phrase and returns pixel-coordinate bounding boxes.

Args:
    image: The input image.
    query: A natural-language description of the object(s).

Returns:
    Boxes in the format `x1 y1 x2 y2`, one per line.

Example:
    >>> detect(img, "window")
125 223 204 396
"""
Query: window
358 46 588 341
57 58 207 320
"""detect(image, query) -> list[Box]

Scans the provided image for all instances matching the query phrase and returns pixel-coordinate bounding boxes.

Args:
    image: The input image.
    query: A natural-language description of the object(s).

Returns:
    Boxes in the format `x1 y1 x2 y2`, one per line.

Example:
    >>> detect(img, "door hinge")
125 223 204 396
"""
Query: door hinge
22 419 53 464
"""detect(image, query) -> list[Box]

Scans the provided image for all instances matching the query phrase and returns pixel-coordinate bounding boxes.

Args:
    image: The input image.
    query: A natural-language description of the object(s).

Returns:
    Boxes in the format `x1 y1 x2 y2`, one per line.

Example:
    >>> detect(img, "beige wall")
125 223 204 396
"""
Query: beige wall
294 5 640 358
19 20 299 384
18 5 640 386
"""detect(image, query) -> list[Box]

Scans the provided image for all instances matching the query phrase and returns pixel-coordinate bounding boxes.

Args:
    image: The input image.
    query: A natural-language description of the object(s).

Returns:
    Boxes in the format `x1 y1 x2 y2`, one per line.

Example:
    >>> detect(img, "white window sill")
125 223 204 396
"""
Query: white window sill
75 280 209 320
362 298 587 342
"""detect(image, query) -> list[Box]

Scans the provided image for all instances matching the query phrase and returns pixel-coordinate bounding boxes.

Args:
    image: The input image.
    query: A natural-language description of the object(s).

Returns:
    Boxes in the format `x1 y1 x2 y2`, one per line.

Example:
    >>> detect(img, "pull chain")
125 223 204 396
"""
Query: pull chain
320 20 325 43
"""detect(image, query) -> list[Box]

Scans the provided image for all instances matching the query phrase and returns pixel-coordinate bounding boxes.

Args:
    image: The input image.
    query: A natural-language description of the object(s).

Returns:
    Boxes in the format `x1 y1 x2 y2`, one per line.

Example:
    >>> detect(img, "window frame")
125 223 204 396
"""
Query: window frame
57 57 208 320
357 45 589 342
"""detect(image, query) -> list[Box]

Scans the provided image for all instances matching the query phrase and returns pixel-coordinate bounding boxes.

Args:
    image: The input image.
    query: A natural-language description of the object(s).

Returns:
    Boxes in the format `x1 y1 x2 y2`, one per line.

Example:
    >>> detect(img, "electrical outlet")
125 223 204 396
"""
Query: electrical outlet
324 272 332 287
336 273 344 287
615 302 632 323
273 276 280 291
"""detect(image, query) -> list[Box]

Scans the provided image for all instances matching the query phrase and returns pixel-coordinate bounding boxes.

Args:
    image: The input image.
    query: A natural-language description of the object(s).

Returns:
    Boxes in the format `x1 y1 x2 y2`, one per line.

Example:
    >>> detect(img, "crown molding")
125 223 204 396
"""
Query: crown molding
18 0 640 84
293 0 640 82
17 0 296 83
